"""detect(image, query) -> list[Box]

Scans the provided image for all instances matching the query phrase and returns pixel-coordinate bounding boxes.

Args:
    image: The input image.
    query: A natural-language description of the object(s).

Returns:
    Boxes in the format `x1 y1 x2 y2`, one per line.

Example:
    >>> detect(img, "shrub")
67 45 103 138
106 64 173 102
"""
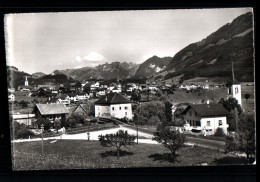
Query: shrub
13 122 34 139
214 128 226 137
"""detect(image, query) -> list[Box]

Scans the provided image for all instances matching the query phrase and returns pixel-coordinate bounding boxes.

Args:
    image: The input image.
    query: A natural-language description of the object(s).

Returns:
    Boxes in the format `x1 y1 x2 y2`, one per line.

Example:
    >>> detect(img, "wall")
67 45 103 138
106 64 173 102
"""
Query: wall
95 105 110 117
184 108 201 126
110 103 133 120
200 116 228 134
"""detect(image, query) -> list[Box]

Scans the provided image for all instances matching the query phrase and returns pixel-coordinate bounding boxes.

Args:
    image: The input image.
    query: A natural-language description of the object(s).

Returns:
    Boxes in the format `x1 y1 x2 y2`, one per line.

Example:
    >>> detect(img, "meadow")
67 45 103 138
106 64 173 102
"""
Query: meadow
12 140 249 170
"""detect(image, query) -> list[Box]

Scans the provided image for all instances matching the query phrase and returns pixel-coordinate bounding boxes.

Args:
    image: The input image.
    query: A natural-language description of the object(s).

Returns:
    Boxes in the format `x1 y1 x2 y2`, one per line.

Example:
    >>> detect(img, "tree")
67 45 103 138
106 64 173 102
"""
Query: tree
98 130 136 158
131 90 141 102
54 119 61 133
35 117 52 130
164 101 173 123
153 125 186 160
66 113 85 128
19 100 28 108
134 101 166 125
219 98 242 114
219 98 243 132
13 121 35 139
244 94 250 102
225 113 256 162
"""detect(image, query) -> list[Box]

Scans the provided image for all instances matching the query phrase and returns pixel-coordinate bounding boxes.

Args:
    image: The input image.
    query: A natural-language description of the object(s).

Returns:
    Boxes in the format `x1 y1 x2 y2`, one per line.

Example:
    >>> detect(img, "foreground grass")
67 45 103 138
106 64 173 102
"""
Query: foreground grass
12 140 249 170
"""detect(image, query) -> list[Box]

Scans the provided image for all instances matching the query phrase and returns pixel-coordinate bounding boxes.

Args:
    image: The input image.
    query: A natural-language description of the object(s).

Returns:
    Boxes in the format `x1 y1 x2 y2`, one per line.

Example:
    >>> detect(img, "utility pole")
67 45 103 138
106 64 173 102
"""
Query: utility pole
41 124 44 155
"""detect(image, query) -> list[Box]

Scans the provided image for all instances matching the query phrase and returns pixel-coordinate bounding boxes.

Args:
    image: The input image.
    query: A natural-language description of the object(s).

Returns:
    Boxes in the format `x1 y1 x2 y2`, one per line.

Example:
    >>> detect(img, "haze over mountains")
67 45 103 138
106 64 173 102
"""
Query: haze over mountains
7 12 254 88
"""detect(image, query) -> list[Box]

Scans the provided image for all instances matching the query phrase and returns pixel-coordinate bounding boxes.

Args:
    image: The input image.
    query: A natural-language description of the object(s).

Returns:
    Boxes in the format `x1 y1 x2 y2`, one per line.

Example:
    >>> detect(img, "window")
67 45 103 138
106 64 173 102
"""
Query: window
119 107 121 110
235 87 239 94
190 111 192 116
125 106 128 110
207 121 210 127
112 107 114 110
219 120 223 126
196 121 201 126
195 112 197 117
125 112 127 115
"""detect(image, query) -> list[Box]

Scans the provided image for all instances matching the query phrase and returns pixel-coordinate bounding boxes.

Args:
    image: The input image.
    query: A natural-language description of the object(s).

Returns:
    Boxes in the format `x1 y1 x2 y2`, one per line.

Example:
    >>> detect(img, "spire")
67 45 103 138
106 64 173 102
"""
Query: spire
231 56 235 81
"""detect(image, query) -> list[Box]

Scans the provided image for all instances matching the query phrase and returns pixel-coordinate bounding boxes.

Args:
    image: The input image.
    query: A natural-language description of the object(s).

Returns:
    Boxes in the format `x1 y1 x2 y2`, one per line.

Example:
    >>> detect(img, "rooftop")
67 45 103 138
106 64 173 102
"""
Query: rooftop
183 103 229 117
34 103 69 115
95 92 131 105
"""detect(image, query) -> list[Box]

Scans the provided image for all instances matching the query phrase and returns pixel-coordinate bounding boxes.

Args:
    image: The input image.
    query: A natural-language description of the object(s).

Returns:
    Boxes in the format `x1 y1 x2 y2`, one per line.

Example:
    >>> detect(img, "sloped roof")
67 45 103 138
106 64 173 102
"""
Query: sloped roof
182 103 229 117
95 93 131 105
35 103 69 115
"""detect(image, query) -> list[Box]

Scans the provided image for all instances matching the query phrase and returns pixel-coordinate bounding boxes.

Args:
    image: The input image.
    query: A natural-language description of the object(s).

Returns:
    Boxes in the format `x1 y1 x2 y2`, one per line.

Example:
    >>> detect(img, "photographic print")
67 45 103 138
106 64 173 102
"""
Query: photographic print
5 8 255 170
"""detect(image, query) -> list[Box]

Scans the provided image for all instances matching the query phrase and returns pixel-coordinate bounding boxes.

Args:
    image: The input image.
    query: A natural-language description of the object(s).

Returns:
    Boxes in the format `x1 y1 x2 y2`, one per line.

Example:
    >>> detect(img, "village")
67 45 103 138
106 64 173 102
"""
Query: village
6 9 255 169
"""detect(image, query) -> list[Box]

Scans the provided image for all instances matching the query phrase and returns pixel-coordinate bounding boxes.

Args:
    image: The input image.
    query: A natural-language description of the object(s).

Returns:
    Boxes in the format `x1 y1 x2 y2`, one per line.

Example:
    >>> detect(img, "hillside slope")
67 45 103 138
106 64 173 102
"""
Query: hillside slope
165 12 254 82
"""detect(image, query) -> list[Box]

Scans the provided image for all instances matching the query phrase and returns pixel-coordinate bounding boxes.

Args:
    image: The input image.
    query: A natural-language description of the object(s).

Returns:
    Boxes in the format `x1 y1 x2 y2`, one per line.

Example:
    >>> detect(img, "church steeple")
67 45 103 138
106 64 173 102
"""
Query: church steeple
226 55 242 106
25 76 28 86
232 56 235 81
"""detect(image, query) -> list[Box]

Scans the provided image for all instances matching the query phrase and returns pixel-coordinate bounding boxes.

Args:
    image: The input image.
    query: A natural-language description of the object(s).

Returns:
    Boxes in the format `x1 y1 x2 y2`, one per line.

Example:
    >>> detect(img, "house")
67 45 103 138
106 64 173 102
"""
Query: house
18 85 32 91
68 93 78 102
148 84 158 91
33 103 69 128
77 92 90 100
90 81 100 90
70 82 82 91
8 93 15 101
55 93 70 105
96 88 107 97
111 86 121 93
95 92 133 120
182 103 229 135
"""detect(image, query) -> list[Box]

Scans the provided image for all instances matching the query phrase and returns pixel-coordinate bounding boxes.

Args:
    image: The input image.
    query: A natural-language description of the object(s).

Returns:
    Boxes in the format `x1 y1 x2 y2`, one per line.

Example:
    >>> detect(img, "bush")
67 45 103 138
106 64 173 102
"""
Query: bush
13 122 34 139
214 128 226 137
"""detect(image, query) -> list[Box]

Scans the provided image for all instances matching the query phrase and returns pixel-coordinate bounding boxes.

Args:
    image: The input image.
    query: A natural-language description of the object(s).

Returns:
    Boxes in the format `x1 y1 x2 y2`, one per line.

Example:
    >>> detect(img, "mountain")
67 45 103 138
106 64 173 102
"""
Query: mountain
31 72 45 78
133 56 172 79
52 62 140 81
164 12 254 83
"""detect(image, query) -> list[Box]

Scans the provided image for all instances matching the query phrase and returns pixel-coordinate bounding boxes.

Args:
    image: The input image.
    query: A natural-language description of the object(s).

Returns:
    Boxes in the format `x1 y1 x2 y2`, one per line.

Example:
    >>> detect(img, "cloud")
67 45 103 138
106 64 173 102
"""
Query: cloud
75 56 82 63
83 52 106 61
72 52 107 68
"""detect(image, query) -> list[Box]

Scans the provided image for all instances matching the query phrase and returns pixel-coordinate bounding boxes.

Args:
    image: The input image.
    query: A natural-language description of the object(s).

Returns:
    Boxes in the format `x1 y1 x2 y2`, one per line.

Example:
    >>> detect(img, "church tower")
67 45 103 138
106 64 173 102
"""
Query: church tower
227 56 242 106
25 76 29 86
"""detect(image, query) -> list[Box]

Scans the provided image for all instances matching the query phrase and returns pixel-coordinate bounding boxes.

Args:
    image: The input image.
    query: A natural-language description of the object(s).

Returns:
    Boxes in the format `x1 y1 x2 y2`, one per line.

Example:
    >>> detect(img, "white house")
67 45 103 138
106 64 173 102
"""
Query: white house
148 84 158 91
95 92 133 120
182 103 229 135
90 81 100 90
8 93 15 101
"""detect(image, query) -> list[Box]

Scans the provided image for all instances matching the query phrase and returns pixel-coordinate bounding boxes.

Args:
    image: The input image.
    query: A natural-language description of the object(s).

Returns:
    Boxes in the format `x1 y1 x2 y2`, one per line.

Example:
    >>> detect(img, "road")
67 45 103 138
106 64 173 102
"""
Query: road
13 117 226 151
186 137 225 152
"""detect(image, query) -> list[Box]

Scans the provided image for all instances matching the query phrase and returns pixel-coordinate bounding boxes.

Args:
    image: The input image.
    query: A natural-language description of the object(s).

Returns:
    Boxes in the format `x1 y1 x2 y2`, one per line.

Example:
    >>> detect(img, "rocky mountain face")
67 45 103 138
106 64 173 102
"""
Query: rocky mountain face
53 62 140 81
133 56 172 79
164 12 254 83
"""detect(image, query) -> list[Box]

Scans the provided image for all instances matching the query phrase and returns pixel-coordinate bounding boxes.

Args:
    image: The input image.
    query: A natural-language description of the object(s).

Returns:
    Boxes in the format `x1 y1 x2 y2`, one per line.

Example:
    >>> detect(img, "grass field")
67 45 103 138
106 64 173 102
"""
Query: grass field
12 140 249 170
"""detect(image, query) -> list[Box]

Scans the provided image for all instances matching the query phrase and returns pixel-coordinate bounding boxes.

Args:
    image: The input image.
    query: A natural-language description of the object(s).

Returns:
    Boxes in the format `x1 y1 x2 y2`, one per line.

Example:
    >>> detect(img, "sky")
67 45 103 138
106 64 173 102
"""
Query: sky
5 8 252 74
